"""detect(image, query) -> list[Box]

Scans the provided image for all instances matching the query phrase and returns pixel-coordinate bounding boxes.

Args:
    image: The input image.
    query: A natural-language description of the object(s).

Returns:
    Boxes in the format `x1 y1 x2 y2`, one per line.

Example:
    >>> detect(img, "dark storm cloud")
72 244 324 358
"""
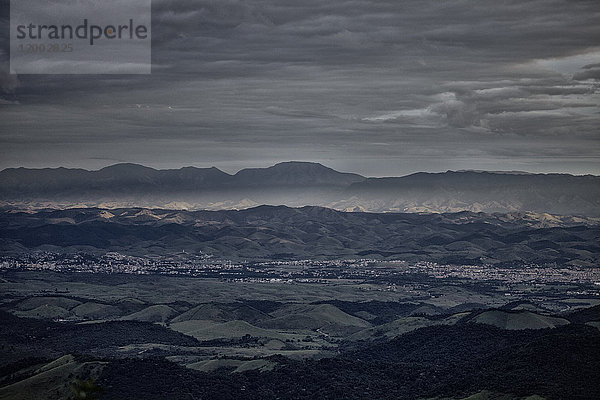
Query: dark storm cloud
0 0 599 175
573 68 600 81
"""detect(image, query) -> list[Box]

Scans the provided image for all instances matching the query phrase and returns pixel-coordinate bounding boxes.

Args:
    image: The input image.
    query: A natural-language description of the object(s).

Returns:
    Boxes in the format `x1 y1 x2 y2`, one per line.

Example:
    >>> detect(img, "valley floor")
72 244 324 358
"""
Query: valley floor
1 267 599 399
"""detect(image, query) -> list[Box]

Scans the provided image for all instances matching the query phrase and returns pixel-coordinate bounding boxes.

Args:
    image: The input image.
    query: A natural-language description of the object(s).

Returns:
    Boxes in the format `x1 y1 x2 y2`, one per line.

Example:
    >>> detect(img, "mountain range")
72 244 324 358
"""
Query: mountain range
1 162 599 216
1 206 598 265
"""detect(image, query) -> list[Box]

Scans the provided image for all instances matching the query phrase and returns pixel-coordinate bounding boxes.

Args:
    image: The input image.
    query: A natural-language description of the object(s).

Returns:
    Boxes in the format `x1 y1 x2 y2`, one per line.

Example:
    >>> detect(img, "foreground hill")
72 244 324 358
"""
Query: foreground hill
469 310 569 330
1 206 598 265
1 162 599 215
2 296 600 400
19 319 596 400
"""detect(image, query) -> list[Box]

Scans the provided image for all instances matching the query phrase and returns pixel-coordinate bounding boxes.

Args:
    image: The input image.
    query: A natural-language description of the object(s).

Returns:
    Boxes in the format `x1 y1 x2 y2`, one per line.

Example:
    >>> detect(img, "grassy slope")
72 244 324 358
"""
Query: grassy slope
0 355 106 400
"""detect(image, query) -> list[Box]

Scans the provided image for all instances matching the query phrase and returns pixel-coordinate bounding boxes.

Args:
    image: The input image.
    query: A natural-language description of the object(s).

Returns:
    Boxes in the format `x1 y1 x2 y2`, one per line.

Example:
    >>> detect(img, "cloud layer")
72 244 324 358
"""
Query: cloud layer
0 0 599 176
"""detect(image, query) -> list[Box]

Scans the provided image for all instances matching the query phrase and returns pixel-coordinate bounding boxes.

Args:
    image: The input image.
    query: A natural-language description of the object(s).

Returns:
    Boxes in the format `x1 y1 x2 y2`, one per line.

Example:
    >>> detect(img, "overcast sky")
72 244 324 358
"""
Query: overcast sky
0 0 599 176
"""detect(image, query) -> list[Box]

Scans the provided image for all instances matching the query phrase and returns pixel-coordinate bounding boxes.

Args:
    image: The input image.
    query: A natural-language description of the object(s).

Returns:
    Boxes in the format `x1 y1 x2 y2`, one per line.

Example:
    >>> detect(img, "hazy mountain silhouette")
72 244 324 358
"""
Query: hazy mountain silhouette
231 161 365 187
0 162 598 216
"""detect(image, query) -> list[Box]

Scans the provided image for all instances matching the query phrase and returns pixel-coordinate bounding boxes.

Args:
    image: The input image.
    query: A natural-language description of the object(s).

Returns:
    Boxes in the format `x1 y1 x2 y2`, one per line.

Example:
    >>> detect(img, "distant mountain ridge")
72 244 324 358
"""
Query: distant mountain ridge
1 162 599 216
231 162 364 187
0 162 363 193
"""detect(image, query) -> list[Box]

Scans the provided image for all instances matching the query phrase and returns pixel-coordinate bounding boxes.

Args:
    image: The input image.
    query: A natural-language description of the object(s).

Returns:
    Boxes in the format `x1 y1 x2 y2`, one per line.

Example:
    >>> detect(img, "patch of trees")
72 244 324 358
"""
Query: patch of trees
565 304 600 324
97 323 600 400
0 311 199 365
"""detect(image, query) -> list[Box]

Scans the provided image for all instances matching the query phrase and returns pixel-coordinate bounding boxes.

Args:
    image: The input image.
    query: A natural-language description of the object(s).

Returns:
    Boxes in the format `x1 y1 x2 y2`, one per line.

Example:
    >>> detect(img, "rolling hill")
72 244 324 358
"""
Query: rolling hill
469 310 569 330
258 304 371 335
1 206 598 265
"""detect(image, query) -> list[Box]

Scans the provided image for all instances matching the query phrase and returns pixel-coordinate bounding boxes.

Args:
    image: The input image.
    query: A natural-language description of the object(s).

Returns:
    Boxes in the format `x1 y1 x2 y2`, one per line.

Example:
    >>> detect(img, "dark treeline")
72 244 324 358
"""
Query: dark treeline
96 324 600 400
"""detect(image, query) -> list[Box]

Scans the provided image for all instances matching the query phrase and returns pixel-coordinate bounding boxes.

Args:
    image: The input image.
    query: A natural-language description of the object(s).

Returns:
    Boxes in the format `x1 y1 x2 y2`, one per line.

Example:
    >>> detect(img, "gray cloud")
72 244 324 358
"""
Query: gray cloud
573 68 600 81
0 70 18 93
0 0 599 175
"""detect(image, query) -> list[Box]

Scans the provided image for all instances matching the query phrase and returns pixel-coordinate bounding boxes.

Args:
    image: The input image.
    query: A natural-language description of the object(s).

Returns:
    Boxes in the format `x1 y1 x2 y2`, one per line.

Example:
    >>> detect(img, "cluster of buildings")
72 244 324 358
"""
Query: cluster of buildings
1 252 598 289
